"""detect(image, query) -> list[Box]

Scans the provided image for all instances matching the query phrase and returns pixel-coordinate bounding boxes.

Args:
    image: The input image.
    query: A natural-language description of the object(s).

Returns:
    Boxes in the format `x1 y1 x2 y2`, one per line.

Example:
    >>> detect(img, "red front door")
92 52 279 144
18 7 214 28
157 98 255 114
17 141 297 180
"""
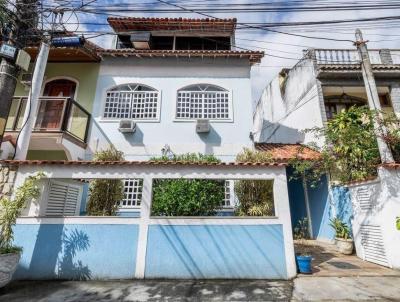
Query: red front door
36 80 76 129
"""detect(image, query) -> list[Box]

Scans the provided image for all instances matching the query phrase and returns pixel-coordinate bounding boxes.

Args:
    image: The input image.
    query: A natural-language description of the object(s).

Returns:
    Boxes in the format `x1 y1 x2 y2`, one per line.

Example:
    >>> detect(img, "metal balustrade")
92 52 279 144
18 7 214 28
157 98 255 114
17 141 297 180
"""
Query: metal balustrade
311 49 394 65
6 96 91 143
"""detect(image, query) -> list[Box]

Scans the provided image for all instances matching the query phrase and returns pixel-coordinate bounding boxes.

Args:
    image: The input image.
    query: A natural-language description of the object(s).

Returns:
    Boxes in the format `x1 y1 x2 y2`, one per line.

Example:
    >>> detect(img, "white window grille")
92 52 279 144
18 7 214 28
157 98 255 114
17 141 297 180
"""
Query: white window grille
45 180 82 216
103 84 159 120
118 179 143 208
176 84 230 120
221 180 234 208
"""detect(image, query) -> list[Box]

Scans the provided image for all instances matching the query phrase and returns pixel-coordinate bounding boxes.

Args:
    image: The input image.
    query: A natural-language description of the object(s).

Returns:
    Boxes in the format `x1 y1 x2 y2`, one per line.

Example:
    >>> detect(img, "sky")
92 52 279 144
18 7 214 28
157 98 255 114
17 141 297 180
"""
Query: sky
49 0 400 105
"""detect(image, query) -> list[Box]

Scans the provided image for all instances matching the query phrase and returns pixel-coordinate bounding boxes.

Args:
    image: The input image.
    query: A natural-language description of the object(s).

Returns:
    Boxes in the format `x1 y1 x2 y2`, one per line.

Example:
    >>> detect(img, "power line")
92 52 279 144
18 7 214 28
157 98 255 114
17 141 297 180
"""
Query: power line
154 0 355 43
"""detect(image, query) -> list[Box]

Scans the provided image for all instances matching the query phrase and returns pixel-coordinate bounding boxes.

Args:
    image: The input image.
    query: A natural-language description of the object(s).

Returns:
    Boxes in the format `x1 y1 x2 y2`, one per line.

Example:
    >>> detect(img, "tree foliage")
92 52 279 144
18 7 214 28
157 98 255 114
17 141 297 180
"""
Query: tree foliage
86 147 125 216
152 179 224 216
291 106 400 184
0 172 44 254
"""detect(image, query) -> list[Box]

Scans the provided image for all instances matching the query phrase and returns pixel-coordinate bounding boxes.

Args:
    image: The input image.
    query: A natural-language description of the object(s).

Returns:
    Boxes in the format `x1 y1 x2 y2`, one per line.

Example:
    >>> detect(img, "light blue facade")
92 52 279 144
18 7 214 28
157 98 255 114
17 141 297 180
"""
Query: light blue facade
286 166 353 242
13 224 139 280
145 224 287 279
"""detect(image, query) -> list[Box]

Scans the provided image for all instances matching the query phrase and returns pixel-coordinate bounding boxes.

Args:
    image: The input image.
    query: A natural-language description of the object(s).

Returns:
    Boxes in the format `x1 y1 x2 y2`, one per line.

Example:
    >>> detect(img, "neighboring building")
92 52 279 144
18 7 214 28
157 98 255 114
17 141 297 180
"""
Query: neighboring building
1 38 101 160
253 48 400 146
88 17 264 161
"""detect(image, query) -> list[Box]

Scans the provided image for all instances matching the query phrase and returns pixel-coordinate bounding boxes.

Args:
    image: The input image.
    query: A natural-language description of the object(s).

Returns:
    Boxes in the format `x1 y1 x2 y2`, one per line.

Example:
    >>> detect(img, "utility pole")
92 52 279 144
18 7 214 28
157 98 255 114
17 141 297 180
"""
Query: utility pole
0 0 38 145
14 42 48 160
355 29 395 164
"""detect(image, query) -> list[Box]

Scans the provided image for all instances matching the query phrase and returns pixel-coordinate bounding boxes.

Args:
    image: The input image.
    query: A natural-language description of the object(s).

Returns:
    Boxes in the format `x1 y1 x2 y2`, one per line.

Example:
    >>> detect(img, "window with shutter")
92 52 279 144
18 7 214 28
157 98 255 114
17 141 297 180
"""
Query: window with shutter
45 181 81 216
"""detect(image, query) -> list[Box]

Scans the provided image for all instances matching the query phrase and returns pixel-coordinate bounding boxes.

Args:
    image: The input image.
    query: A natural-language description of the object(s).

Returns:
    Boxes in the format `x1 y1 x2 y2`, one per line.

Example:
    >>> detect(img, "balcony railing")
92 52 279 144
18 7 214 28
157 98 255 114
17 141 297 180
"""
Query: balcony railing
6 97 91 143
312 49 400 65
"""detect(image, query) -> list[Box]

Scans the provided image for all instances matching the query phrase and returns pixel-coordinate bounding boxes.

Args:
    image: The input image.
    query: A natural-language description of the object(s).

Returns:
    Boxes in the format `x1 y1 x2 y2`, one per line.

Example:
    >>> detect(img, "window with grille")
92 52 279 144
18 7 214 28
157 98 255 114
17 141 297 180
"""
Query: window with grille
176 84 231 120
221 180 234 208
103 84 160 120
117 179 143 208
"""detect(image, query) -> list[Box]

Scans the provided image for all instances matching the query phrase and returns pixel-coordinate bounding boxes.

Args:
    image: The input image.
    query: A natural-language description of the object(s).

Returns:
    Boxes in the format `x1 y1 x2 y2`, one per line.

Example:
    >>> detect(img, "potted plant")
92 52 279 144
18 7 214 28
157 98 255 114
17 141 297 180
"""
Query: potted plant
294 218 313 274
0 173 43 287
330 217 353 255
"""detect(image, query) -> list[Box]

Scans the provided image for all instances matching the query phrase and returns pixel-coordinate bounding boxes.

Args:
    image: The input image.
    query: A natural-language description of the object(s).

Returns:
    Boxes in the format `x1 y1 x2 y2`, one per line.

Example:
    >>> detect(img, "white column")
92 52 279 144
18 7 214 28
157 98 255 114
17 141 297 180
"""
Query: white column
134 176 152 278
276 169 297 279
15 42 49 160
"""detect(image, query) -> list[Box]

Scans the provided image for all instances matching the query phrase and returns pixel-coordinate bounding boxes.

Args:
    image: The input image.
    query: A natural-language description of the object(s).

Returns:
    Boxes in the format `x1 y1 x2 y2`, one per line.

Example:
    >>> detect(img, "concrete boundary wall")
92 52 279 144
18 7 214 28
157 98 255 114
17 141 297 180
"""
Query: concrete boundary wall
12 164 297 280
348 167 400 269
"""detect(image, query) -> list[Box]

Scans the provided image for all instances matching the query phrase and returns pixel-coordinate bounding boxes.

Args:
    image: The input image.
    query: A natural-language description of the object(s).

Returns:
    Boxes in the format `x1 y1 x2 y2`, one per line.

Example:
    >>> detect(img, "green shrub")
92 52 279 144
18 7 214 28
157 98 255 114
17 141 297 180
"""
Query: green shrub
150 153 221 163
86 147 125 216
329 217 351 240
152 179 224 216
234 179 275 216
0 172 44 254
293 217 311 240
234 149 275 216
236 148 273 163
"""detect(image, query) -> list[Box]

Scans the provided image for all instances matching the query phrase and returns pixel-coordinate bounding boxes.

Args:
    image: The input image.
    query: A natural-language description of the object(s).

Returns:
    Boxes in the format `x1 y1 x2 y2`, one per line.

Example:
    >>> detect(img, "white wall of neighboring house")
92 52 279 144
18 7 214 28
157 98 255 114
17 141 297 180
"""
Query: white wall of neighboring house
87 57 254 161
349 167 400 269
253 59 325 146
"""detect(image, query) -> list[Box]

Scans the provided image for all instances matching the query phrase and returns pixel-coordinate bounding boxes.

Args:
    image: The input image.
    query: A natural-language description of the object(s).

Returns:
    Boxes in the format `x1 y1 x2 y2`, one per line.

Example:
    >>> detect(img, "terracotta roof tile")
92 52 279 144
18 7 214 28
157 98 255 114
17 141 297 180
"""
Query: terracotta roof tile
255 143 321 161
0 160 287 167
108 17 237 33
2 135 17 147
99 49 264 64
380 163 400 169
318 64 400 71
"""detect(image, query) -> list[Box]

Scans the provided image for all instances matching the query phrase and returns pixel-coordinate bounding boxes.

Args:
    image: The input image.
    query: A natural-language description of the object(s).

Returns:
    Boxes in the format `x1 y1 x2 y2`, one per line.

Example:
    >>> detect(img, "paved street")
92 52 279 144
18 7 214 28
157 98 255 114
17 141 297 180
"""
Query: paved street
2 242 400 301
0 280 293 302
2 276 400 301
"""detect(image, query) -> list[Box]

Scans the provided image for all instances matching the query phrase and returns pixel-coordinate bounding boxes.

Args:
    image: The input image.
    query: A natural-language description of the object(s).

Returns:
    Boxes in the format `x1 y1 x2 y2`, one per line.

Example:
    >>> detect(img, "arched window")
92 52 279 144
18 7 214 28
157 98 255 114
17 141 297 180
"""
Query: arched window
43 79 77 98
324 94 367 119
103 84 160 120
176 84 231 120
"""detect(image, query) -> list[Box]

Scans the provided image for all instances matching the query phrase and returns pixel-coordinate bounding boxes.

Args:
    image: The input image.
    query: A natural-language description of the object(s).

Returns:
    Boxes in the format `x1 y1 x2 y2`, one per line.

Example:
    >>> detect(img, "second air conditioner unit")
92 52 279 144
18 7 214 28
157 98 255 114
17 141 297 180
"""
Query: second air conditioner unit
118 119 136 133
196 119 210 133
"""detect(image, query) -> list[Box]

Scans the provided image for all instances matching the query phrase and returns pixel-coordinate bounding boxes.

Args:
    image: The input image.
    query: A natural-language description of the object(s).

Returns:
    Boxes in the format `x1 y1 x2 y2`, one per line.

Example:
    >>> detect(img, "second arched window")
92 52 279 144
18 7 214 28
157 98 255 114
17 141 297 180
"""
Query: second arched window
176 84 231 120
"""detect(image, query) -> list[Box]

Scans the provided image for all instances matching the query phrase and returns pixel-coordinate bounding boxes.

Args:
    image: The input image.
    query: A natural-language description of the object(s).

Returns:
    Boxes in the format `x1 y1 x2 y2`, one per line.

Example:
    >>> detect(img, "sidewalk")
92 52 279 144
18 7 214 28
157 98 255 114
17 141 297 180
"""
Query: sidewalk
292 276 400 301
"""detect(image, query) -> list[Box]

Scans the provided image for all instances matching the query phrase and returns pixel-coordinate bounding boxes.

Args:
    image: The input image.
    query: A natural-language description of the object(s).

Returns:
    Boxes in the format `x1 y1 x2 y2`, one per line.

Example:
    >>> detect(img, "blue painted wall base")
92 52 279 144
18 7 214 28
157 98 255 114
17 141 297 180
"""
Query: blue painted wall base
145 224 287 279
13 224 139 280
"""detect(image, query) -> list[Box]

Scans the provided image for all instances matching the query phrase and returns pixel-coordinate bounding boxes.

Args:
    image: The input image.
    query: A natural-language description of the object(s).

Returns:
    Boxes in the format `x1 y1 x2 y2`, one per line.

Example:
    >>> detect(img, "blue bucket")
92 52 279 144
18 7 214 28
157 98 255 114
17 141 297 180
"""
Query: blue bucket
296 255 312 274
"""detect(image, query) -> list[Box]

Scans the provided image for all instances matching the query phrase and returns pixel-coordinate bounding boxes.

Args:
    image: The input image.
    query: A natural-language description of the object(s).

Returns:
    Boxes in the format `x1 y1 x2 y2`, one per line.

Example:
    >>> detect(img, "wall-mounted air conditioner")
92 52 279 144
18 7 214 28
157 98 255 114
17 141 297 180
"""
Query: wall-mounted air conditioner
118 119 136 133
196 119 210 133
